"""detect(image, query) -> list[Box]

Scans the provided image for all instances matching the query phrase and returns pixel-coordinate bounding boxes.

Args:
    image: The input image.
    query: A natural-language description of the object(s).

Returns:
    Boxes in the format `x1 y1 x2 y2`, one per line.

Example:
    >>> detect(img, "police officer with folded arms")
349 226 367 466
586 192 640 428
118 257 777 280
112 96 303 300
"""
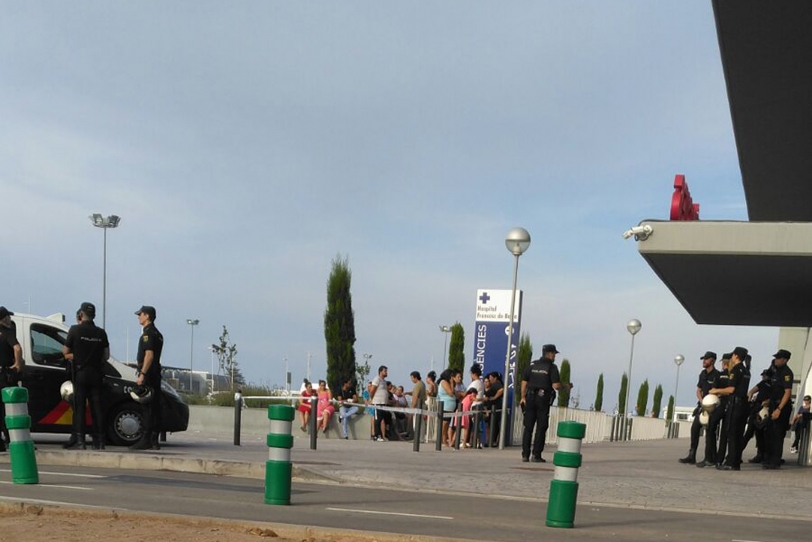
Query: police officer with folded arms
131 305 164 451
679 351 720 466
62 302 109 450
709 346 750 470
763 349 793 469
0 306 23 451
520 344 561 463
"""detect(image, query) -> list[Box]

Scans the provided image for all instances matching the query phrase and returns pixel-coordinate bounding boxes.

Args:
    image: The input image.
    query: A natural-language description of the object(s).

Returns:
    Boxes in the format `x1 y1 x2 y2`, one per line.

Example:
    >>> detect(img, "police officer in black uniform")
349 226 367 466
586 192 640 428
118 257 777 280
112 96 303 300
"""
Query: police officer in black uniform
62 302 110 450
710 346 750 470
131 305 164 451
743 367 773 463
520 344 561 463
763 349 793 469
0 306 23 452
679 351 720 466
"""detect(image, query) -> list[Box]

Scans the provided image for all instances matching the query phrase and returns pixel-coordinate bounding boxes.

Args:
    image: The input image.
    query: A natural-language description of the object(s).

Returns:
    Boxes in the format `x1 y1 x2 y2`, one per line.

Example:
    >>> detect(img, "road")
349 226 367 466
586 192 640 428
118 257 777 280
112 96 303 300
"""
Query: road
0 465 808 542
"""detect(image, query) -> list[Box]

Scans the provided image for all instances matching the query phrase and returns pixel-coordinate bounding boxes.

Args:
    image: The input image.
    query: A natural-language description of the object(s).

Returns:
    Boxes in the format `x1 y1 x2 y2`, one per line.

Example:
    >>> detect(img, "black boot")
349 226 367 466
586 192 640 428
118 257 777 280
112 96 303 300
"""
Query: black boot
747 454 763 464
678 449 696 464
92 435 105 450
63 434 86 450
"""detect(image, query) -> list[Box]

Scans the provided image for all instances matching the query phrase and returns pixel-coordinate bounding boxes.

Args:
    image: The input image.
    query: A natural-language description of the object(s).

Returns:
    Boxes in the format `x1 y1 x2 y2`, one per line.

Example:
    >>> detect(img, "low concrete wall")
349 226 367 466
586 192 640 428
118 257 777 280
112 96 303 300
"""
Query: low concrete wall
189 405 690 443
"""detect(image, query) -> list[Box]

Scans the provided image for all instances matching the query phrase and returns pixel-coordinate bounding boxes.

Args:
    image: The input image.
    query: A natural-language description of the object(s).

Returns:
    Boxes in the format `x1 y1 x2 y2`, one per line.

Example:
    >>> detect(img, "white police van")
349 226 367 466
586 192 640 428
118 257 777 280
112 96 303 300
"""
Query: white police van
8 312 189 445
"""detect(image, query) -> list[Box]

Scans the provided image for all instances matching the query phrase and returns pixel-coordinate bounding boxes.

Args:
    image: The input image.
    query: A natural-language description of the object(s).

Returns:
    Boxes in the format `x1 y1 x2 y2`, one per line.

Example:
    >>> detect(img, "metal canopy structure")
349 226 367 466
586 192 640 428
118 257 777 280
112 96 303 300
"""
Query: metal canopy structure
637 221 812 327
633 3 812 328
713 1 812 222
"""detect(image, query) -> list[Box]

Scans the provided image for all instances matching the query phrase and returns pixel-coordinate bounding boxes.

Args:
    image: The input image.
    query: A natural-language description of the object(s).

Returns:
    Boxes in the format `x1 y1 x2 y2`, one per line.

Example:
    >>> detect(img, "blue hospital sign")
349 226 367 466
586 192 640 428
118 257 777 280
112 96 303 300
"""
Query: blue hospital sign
473 289 523 444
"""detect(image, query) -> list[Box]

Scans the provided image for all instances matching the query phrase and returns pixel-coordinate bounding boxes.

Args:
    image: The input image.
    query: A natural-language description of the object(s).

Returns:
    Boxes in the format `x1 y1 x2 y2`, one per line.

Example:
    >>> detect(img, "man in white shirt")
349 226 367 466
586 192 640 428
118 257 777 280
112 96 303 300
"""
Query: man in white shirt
368 366 391 442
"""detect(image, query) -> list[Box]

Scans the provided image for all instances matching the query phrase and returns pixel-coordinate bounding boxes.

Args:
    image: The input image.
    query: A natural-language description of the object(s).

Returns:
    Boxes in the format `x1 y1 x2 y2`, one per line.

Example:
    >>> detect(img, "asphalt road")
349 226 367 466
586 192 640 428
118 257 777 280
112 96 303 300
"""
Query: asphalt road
0 465 808 542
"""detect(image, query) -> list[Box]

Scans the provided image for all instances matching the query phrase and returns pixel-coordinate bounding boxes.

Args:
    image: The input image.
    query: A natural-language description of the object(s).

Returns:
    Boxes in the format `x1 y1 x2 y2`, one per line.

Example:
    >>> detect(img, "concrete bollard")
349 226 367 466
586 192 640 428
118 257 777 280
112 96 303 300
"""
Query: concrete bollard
265 404 295 505
2 387 39 484
546 420 586 528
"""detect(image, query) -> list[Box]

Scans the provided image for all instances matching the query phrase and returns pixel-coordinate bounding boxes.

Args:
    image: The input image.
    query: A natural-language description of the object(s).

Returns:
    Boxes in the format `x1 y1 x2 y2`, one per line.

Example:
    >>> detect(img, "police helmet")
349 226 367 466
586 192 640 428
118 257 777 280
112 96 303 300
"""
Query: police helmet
130 385 154 404
698 411 710 426
60 381 74 402
754 405 770 429
701 394 720 412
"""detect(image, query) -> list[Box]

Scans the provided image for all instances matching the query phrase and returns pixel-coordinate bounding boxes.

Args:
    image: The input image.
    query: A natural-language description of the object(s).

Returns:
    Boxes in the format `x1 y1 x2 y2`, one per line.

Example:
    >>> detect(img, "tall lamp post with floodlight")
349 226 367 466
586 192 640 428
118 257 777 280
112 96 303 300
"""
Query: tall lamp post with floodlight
89 213 121 328
207 345 216 394
672 354 684 431
187 319 199 393
623 319 642 439
439 325 451 368
498 227 531 450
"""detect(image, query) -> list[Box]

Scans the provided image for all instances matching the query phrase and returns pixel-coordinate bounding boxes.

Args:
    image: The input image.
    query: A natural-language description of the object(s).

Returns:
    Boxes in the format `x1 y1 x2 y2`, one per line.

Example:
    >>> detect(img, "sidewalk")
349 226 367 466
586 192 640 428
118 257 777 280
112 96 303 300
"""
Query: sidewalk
6 430 812 521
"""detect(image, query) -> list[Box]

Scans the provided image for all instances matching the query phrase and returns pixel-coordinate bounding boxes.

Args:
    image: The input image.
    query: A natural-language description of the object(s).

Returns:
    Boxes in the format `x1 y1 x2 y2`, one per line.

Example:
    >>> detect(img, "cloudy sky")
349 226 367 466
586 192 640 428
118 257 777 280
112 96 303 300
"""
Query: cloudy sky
0 1 779 412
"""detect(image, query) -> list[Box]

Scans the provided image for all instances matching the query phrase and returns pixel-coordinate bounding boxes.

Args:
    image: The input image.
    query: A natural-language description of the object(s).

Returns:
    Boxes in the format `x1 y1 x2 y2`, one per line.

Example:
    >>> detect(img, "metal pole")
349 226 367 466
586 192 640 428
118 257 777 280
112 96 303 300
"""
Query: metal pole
436 401 444 451
624 333 635 440
102 227 107 329
189 324 195 392
498 253 520 450
233 391 242 446
442 332 449 368
672 363 681 425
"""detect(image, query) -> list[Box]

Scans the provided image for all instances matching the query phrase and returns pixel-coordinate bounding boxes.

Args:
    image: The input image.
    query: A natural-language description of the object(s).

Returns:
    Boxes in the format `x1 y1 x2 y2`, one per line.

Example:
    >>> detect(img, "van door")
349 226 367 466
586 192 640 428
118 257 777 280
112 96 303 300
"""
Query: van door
24 323 72 432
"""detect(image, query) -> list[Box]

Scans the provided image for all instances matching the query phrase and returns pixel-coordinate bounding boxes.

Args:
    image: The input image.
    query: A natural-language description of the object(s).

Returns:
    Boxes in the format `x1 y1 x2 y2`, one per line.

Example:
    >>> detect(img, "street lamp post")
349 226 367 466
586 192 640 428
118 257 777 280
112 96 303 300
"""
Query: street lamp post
672 354 685 428
88 213 121 328
207 345 216 394
439 325 451 368
186 319 199 393
623 319 642 439
499 227 531 450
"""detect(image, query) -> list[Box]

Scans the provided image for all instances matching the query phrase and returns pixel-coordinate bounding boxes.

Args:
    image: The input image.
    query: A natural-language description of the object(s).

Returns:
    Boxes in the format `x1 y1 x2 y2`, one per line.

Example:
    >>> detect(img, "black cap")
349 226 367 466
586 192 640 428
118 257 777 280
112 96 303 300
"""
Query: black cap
732 346 748 359
700 351 717 360
0 306 13 319
134 305 157 320
79 302 96 319
542 344 560 354
772 349 791 360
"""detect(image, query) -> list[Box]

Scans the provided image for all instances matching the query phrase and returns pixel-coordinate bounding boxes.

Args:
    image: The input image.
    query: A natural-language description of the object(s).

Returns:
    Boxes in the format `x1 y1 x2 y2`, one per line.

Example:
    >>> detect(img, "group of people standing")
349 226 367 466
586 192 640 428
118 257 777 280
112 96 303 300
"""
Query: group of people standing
678 346 798 470
0 302 164 452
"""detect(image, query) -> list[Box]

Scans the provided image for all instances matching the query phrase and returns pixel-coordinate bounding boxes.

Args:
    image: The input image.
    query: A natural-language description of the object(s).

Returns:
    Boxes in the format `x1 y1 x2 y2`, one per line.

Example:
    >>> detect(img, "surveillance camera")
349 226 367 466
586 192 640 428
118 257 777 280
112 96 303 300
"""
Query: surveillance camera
622 225 653 241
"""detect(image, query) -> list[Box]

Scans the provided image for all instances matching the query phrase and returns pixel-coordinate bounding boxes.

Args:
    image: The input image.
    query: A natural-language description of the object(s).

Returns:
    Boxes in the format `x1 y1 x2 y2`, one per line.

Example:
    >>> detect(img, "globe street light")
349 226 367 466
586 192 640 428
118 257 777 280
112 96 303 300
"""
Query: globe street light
499 227 531 450
88 213 121 328
623 319 642 439
186 319 199 393
439 325 452 368
672 354 685 427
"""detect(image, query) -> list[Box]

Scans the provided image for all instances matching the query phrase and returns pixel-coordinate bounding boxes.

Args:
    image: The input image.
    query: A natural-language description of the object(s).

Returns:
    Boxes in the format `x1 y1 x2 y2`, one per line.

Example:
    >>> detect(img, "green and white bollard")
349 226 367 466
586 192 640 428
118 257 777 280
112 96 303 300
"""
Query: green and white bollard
265 404 295 505
2 387 38 484
546 420 586 528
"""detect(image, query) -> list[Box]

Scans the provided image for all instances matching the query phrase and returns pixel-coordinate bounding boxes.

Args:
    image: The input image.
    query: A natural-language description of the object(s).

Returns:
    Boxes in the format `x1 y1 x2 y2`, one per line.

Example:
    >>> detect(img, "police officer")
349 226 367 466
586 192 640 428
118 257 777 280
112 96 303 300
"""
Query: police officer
62 302 110 450
743 367 773 463
0 306 23 452
680 352 721 467
710 354 732 466
520 344 561 463
131 305 164 451
763 349 793 469
709 346 750 470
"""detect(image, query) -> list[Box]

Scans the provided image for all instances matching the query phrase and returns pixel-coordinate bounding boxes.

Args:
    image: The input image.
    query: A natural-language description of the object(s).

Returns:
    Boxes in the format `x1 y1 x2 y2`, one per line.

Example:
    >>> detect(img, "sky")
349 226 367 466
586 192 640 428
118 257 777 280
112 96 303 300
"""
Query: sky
0 1 781 413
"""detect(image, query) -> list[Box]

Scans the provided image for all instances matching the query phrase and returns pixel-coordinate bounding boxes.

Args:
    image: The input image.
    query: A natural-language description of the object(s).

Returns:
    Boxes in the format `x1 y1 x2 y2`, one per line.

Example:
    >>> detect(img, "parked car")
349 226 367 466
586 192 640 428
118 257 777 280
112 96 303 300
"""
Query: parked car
8 312 189 445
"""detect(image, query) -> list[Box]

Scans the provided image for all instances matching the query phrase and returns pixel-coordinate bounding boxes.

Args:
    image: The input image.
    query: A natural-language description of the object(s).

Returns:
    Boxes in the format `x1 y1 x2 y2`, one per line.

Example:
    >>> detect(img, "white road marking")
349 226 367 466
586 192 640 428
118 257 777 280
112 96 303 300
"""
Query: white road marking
0 495 119 509
326 507 453 520
0 469 106 479
0 481 92 491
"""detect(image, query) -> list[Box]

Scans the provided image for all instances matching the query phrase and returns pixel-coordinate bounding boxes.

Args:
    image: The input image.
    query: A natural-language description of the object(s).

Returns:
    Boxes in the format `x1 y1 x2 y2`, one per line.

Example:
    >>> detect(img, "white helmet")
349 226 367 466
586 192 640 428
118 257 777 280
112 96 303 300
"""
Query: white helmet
60 381 74 402
699 411 710 425
701 394 720 412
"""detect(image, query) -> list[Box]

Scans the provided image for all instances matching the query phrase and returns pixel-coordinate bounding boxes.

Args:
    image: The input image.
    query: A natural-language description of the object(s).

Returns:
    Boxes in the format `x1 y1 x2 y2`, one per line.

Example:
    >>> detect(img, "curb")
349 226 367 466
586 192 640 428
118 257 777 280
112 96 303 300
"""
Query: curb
0 451 341 484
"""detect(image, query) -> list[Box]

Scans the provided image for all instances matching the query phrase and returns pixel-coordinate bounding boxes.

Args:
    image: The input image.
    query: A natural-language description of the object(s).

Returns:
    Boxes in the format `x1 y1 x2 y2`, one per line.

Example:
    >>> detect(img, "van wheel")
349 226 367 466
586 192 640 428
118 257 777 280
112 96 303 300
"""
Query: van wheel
108 403 145 446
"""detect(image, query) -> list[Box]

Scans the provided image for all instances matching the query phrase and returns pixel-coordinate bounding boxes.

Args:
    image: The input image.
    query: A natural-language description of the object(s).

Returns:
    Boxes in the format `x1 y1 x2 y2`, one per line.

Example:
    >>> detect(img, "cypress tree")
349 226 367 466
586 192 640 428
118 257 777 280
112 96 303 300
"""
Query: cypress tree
447 322 465 372
618 373 628 414
635 379 649 416
324 255 356 394
652 384 663 418
558 359 571 407
594 373 604 411
515 333 533 388
666 395 675 422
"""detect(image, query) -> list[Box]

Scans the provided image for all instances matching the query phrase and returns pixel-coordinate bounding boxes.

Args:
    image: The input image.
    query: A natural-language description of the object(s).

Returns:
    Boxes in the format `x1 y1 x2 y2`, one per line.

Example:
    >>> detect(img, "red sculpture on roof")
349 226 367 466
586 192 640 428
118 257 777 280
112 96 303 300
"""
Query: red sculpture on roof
670 174 700 221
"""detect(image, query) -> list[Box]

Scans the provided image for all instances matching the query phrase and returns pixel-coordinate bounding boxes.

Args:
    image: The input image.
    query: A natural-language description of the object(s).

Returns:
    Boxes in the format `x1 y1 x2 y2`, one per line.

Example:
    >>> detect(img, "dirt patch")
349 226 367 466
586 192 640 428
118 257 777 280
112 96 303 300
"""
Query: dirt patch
0 503 452 542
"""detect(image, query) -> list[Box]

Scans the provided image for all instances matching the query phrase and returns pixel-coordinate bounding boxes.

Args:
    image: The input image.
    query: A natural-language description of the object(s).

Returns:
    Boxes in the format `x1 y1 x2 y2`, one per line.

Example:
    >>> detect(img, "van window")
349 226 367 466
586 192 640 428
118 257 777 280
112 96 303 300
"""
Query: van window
30 324 68 367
